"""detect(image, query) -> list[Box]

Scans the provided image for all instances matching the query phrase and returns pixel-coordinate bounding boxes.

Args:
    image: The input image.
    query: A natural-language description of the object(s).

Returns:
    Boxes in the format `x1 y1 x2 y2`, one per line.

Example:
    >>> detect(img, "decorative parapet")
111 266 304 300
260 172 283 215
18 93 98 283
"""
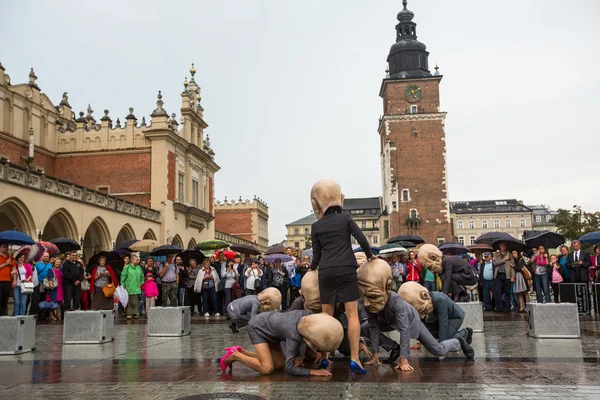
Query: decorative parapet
214 196 268 214
0 160 161 223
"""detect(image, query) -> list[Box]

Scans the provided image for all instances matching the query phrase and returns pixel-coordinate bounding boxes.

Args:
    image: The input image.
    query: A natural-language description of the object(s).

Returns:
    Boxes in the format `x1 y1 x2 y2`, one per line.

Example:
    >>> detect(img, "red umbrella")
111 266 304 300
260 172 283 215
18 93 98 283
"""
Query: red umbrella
214 250 237 260
38 241 60 256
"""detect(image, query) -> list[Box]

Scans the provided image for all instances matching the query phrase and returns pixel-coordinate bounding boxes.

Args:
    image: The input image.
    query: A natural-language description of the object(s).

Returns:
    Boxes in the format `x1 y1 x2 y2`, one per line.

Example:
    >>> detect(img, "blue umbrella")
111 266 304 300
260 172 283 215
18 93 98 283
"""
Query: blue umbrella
0 230 35 245
579 231 600 244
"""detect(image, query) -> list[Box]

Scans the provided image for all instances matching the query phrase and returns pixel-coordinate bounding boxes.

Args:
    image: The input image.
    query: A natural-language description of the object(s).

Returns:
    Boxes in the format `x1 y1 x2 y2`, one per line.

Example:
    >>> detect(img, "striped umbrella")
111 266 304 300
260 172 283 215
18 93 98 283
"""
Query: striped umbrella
196 240 230 251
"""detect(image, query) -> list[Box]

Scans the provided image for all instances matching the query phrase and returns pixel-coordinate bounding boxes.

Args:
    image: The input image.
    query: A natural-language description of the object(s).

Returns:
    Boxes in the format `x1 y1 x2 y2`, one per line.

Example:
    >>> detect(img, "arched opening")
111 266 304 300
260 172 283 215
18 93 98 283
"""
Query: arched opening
171 234 183 249
22 107 30 140
40 116 47 148
115 224 136 248
82 217 111 262
187 238 197 250
143 229 157 240
42 208 78 241
0 197 35 236
3 98 12 134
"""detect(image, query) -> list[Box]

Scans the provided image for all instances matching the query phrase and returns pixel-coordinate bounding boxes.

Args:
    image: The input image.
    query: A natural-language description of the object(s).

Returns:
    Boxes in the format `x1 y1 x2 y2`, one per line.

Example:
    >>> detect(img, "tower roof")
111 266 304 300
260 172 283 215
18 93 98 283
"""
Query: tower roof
386 0 431 80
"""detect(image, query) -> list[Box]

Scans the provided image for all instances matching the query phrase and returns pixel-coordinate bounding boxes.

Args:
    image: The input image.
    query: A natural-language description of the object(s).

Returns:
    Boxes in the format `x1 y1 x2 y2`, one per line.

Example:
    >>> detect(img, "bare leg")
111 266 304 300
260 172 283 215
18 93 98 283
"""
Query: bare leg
226 343 275 375
345 300 363 369
239 348 260 359
519 293 524 311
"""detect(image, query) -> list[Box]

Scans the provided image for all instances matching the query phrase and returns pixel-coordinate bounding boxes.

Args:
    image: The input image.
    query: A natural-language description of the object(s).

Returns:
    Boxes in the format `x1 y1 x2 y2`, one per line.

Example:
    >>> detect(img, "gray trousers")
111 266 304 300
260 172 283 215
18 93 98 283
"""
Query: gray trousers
361 320 462 356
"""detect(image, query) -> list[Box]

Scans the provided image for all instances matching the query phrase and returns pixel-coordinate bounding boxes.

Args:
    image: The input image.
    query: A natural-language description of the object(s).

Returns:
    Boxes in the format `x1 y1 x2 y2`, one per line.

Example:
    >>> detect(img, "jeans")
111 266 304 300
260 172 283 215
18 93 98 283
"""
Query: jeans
13 287 28 316
138 292 146 314
535 274 551 303
493 274 510 311
178 287 186 306
424 281 435 292
482 279 494 310
202 287 218 314
186 287 201 314
0 281 12 315
551 282 560 303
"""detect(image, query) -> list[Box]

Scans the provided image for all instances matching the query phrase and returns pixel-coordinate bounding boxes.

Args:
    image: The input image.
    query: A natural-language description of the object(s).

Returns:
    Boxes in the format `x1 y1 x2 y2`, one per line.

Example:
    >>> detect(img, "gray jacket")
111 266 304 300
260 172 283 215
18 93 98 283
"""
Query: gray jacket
228 295 261 321
366 292 420 359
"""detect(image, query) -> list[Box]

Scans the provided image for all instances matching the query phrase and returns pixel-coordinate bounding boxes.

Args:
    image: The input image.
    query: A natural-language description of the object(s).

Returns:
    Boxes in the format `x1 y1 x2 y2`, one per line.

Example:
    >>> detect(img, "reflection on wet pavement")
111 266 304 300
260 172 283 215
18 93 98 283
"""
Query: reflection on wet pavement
1 312 599 398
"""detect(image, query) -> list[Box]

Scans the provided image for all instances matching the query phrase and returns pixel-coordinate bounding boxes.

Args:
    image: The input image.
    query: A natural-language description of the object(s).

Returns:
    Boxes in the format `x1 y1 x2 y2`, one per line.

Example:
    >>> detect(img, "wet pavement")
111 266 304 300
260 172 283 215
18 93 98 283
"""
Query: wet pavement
1 312 600 399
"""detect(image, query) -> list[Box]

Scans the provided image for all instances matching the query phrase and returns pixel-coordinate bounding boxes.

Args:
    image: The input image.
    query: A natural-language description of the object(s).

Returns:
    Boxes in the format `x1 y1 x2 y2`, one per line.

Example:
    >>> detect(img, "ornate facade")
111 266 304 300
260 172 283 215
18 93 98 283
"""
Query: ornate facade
0 62 220 260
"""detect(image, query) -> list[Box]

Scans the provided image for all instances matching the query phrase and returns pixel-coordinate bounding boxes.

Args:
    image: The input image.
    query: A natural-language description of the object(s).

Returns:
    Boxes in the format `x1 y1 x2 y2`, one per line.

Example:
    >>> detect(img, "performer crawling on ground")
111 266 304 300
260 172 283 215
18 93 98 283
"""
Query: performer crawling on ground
227 287 281 333
418 244 478 302
399 281 473 345
358 259 475 372
220 311 343 377
310 178 376 374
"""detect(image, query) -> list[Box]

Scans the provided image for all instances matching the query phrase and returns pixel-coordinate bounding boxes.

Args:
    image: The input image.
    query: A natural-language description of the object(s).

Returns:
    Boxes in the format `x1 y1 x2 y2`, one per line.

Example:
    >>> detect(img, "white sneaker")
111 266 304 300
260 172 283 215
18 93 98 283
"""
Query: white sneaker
215 313 221 317
204 312 210 317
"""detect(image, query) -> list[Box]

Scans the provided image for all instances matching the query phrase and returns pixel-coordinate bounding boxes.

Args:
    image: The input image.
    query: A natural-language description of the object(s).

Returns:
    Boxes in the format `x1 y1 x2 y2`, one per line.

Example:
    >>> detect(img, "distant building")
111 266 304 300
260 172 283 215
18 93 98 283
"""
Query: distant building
285 197 382 249
450 199 533 244
527 205 558 232
214 197 269 253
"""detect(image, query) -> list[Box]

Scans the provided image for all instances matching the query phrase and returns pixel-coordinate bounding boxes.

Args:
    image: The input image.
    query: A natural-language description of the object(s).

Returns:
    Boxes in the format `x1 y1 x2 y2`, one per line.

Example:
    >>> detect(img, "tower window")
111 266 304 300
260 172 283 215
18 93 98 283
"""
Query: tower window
407 54 415 68
412 130 417 137
410 209 418 219
401 189 410 202
392 201 397 210
410 105 418 114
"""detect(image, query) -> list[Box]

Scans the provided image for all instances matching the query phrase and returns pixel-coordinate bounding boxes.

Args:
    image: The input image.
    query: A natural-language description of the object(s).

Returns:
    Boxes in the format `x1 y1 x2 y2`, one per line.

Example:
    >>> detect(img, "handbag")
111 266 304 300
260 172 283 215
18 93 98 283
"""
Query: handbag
43 270 57 290
521 266 532 280
20 281 34 294
102 283 116 298
81 279 91 291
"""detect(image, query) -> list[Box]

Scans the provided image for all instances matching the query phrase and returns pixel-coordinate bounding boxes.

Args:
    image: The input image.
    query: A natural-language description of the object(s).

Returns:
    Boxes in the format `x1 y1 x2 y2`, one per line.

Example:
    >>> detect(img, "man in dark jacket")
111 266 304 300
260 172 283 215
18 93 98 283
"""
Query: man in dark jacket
62 250 84 311
567 240 591 283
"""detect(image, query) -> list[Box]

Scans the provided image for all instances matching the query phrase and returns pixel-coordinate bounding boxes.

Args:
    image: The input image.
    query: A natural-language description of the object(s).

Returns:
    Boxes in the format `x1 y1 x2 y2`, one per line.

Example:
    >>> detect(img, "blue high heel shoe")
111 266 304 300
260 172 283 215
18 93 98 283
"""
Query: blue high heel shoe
317 358 329 370
349 360 367 374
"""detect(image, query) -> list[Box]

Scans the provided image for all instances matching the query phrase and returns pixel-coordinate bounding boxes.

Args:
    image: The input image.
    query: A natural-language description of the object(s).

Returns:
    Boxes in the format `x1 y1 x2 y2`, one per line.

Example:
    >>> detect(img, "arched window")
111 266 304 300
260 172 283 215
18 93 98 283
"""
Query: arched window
410 209 417 219
401 189 410 202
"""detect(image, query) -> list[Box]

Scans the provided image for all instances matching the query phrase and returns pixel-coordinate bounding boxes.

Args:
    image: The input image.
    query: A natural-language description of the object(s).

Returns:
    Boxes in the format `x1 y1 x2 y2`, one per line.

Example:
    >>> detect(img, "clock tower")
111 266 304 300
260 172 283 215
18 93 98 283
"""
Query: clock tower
379 0 452 244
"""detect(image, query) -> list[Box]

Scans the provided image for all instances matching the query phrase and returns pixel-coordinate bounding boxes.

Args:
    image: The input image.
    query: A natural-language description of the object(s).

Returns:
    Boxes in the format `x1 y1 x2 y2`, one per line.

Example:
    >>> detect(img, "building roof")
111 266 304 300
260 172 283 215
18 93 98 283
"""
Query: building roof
343 197 381 211
287 213 318 227
526 205 558 215
450 199 531 215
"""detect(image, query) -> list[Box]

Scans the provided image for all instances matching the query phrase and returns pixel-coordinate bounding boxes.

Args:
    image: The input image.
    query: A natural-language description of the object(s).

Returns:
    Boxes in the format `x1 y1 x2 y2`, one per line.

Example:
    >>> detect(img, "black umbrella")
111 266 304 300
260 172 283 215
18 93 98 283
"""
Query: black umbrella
388 235 425 246
150 244 183 257
474 232 518 245
117 239 139 250
176 249 206 266
438 242 471 255
230 243 262 255
491 238 527 252
265 245 287 255
87 250 127 275
49 237 81 253
524 231 565 249
386 240 418 248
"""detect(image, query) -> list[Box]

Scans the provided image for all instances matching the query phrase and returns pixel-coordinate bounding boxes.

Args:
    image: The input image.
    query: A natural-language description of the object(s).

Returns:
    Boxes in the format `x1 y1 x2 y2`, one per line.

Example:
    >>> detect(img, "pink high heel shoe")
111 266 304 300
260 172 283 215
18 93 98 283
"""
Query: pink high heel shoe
220 349 237 372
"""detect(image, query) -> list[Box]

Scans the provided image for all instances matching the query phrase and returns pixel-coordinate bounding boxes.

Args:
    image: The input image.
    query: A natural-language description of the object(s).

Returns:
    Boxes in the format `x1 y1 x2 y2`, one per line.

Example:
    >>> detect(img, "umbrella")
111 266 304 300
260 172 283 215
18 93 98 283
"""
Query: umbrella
388 235 424 246
438 242 471 256
387 240 418 248
115 285 129 308
474 232 518 245
214 250 237 260
38 241 60 256
379 244 407 256
264 254 294 264
579 231 600 244
117 239 139 250
15 243 47 263
88 250 127 268
525 231 565 249
491 238 527 252
196 239 230 251
0 230 35 245
265 245 287 255
467 243 493 251
353 246 381 255
129 239 161 253
150 245 183 257
176 250 206 266
230 243 261 255
49 237 81 253
301 248 313 261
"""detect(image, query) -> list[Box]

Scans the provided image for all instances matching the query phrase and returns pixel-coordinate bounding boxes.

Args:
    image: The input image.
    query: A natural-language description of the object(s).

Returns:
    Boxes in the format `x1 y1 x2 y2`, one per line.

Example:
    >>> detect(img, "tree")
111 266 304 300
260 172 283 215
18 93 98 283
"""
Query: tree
554 205 600 241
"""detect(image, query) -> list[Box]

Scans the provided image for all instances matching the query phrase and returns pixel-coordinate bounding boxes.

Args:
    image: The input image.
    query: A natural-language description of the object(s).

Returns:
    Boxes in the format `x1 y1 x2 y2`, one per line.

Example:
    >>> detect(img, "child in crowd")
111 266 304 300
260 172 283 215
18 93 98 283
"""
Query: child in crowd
142 272 159 311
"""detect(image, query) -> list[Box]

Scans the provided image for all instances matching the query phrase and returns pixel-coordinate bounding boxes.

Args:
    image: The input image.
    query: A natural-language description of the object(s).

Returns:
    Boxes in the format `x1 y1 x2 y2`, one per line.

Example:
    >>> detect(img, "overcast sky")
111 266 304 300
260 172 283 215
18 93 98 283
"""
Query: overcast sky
2 0 599 243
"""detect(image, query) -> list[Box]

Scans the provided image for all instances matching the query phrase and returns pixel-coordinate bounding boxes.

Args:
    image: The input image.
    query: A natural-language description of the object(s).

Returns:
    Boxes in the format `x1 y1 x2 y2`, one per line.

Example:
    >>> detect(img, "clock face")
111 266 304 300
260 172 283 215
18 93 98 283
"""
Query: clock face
404 84 423 103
